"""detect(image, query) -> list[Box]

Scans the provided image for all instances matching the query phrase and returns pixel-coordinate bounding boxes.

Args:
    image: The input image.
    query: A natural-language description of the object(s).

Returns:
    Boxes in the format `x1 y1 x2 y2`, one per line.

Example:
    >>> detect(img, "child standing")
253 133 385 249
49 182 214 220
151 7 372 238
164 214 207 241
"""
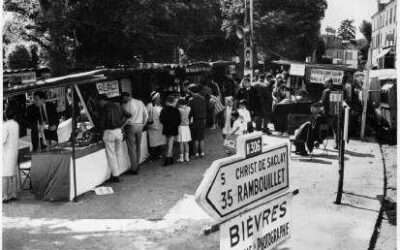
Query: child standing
176 98 192 163
160 95 181 166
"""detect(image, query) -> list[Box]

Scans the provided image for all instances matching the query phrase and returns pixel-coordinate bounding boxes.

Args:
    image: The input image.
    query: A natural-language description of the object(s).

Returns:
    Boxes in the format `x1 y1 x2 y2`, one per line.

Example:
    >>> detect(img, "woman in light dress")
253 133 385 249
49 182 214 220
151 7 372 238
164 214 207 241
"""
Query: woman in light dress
3 107 20 203
146 91 166 159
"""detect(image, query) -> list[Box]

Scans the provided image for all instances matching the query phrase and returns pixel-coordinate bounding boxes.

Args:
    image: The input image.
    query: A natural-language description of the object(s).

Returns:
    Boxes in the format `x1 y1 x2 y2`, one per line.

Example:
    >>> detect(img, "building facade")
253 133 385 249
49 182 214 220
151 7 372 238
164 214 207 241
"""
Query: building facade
371 0 397 68
322 34 359 68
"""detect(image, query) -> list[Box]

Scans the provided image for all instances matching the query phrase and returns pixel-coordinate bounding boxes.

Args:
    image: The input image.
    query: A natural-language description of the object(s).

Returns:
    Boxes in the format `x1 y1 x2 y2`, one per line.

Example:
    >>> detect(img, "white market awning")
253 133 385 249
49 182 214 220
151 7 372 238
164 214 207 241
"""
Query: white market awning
376 48 392 59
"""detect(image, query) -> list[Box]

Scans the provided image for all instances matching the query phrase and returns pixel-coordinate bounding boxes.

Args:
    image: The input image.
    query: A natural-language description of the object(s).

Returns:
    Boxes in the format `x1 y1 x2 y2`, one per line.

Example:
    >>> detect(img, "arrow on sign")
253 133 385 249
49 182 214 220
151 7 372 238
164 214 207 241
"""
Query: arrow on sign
195 142 289 221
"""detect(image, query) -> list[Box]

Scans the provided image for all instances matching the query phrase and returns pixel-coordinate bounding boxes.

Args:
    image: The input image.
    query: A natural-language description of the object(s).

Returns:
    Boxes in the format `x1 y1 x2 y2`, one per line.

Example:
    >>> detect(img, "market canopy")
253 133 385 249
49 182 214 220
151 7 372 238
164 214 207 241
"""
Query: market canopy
3 69 108 97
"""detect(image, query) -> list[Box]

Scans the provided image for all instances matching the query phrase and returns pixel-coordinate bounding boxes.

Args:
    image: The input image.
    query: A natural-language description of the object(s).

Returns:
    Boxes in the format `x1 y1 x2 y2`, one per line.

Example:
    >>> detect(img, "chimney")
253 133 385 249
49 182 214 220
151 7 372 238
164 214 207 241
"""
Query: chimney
378 0 385 11
378 0 391 11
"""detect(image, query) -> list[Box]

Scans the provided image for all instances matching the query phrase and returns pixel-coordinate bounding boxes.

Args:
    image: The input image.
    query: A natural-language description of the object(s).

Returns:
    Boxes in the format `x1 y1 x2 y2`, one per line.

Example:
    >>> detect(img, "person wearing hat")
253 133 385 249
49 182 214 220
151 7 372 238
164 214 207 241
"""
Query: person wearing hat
146 91 166 160
121 92 149 175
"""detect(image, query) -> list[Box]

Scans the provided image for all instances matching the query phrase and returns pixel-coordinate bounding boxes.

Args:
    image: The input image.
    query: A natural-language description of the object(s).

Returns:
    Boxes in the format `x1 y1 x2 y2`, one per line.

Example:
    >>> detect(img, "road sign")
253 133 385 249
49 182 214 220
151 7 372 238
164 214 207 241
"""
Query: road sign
220 192 292 250
195 134 289 221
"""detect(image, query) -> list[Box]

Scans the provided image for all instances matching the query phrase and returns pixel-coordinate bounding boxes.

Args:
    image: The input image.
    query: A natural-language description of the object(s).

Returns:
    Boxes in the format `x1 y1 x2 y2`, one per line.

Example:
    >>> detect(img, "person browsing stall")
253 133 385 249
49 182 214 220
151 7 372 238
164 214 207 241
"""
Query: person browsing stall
121 92 148 175
176 98 192 163
26 91 59 151
97 94 131 182
188 84 207 157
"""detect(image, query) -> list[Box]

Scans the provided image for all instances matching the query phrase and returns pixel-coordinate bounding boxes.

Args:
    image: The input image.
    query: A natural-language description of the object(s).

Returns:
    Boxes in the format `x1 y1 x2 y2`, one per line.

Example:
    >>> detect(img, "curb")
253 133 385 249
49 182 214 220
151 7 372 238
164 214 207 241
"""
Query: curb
367 143 387 250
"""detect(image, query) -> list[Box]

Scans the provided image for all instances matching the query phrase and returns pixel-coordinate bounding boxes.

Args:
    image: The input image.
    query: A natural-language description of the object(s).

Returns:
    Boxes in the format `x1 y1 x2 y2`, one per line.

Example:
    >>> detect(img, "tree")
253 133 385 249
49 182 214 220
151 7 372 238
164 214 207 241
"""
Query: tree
337 19 356 41
30 44 39 68
315 37 326 63
7 45 32 69
5 0 234 74
220 0 328 61
359 20 372 43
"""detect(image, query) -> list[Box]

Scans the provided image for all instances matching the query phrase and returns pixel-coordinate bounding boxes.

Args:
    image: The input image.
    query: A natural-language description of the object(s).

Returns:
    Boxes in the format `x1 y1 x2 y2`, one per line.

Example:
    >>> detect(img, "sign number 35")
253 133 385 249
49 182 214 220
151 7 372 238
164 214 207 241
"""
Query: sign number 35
220 173 233 209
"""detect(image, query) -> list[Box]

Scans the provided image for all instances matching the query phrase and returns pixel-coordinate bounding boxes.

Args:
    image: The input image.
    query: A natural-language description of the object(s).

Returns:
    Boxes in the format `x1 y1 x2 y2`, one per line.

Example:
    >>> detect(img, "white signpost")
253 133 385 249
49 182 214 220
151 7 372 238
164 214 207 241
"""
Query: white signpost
220 192 292 250
195 133 290 219
195 133 294 249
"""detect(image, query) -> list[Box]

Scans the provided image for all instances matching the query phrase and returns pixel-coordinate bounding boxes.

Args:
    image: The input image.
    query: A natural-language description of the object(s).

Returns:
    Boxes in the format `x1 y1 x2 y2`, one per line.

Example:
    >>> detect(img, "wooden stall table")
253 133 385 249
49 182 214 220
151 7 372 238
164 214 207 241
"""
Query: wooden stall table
30 132 149 201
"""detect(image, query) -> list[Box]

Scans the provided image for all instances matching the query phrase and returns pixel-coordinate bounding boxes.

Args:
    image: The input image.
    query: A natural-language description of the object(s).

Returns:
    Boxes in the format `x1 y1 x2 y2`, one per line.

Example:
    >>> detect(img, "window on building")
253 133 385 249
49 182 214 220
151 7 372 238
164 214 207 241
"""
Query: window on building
390 8 393 24
345 52 353 60
387 10 389 25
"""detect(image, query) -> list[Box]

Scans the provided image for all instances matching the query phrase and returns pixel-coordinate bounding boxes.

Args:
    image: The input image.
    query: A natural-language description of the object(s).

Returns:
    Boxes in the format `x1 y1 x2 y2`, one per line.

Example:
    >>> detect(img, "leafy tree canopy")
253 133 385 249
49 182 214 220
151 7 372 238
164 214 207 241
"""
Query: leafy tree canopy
4 0 237 75
220 0 328 61
359 20 372 43
337 19 356 41
7 44 32 69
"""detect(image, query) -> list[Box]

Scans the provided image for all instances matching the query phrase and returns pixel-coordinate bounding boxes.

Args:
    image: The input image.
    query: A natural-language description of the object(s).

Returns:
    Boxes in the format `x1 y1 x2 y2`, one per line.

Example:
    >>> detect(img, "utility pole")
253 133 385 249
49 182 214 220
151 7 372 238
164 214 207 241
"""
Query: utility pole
243 0 254 83
360 46 372 139
335 91 345 204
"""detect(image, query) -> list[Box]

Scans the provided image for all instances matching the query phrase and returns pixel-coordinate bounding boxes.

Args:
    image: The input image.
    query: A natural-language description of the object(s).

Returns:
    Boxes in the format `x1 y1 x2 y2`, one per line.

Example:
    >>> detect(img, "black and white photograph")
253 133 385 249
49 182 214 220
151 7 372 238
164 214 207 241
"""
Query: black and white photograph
1 0 398 249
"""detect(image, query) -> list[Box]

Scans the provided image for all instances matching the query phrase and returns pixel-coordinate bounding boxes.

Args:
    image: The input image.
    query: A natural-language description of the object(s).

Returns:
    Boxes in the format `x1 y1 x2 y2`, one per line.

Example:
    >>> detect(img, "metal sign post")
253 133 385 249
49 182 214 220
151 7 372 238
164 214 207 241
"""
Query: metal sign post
333 91 345 204
243 0 254 83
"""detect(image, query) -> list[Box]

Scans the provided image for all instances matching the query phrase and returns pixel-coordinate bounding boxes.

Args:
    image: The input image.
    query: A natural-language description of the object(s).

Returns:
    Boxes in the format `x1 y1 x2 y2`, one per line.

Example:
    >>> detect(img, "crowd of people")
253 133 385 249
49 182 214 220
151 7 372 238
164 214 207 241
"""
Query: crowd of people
3 67 364 202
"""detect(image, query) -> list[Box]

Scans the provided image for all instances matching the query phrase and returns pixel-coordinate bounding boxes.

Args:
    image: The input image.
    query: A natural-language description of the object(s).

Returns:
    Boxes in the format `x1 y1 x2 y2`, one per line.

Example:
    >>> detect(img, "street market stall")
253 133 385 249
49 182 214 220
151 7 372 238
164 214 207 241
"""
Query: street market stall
271 61 357 133
4 68 149 201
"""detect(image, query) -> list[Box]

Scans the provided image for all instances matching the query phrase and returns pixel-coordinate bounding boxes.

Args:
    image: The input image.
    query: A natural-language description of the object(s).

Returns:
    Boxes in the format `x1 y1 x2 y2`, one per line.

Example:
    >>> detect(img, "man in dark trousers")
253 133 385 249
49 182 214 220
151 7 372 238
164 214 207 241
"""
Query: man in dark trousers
26 91 59 151
253 74 273 134
188 84 207 157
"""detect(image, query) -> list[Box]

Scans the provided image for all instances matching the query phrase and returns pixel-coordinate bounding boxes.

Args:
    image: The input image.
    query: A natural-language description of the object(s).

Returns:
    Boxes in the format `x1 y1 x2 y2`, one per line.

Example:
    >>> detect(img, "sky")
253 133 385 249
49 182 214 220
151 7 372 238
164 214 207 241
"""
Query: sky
321 0 378 39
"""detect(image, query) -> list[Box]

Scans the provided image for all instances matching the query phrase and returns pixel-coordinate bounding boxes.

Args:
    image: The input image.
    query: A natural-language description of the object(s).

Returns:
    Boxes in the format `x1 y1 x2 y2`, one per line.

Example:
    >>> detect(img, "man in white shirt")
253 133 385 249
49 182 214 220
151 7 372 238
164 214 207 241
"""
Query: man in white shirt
121 92 148 174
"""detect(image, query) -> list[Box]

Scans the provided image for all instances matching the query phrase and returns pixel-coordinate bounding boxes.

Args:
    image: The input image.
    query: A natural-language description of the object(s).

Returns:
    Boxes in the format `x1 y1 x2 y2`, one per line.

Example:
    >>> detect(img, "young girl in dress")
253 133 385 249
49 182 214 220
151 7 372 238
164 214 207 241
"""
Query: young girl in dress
160 95 181 166
176 98 192 163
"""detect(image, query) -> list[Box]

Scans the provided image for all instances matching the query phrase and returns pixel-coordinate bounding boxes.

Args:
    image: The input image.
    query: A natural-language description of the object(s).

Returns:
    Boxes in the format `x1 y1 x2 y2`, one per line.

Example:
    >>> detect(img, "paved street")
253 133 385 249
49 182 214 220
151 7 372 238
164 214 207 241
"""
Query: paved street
3 130 386 250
